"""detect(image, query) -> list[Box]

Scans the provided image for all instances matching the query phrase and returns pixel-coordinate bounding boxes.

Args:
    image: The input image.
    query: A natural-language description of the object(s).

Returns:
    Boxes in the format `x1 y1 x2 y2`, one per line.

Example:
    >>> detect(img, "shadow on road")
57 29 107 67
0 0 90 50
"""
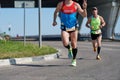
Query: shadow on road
59 57 96 60
12 64 72 67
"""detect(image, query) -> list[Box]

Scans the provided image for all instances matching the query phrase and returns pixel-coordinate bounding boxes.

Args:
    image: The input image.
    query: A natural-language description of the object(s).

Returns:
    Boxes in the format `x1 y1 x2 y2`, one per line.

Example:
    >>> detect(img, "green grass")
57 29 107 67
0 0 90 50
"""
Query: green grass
0 40 58 59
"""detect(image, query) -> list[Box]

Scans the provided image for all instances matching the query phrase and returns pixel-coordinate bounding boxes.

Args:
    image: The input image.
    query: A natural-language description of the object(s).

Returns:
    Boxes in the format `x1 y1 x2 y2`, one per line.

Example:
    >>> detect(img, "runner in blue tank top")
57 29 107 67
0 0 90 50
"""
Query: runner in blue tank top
52 0 87 67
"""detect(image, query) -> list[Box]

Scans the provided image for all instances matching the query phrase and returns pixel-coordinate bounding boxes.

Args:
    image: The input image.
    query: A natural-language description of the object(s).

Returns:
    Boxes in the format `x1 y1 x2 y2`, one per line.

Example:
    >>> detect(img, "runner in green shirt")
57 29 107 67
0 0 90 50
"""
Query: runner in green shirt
86 7 106 60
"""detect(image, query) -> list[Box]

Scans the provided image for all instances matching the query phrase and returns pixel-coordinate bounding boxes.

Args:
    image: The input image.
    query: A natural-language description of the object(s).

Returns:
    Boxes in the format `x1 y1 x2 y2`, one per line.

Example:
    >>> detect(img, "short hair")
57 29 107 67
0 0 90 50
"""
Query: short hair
92 7 98 10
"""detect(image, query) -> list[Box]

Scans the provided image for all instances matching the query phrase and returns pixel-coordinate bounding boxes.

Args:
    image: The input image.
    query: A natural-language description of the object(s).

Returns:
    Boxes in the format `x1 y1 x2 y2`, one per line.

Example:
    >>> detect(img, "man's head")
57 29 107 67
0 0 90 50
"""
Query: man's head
92 7 98 15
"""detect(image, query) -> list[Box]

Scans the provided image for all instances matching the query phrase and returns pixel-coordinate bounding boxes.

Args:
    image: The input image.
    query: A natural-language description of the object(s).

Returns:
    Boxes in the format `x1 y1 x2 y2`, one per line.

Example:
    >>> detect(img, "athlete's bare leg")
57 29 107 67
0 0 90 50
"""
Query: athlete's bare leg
96 35 102 60
92 40 97 52
70 30 78 49
70 30 78 59
61 31 70 47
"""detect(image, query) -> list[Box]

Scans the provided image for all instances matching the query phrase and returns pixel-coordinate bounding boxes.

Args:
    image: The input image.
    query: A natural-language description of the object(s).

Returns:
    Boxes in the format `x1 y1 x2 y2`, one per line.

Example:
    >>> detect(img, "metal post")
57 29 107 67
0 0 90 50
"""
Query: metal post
23 2 26 46
38 0 42 47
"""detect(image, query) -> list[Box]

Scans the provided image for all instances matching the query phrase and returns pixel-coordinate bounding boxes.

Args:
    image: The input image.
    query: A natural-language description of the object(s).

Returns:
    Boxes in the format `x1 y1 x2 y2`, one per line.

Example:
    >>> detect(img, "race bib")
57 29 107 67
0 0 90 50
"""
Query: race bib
91 29 101 34
66 26 76 32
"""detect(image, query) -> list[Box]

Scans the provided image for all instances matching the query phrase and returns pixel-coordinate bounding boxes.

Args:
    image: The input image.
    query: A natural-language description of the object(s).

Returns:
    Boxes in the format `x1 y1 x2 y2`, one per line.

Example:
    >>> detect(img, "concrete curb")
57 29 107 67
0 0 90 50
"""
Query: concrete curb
0 52 61 66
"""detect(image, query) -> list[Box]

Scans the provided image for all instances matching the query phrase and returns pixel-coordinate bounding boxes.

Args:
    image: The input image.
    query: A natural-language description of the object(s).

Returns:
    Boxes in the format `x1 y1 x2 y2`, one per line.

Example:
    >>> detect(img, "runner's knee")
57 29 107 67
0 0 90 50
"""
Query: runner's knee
71 42 77 48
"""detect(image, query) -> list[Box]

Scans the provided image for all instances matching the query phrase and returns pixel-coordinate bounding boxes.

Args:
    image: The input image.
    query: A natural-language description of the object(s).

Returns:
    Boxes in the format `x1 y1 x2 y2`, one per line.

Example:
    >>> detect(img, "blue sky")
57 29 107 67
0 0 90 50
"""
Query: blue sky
0 8 119 37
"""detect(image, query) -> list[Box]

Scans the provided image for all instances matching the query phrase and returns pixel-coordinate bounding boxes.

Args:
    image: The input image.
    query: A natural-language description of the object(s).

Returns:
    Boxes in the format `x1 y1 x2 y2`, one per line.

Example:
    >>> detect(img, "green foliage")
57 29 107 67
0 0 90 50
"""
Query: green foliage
0 40 58 59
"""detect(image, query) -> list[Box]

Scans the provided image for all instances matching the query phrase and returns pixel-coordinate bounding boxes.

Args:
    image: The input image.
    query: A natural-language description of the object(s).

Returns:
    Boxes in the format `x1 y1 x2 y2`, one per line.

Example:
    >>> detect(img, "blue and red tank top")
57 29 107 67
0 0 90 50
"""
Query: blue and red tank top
59 1 78 29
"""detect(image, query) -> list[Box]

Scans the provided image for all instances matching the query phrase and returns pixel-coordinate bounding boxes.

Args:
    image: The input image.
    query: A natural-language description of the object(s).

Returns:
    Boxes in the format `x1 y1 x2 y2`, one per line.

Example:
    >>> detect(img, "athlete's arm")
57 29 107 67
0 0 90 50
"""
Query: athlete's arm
52 2 62 26
86 18 92 29
76 0 87 17
99 16 106 28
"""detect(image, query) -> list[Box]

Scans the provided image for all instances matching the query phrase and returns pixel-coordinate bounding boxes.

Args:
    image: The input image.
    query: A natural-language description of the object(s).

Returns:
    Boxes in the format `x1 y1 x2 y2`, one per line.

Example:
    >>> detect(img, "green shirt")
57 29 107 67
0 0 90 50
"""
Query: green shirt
90 15 101 34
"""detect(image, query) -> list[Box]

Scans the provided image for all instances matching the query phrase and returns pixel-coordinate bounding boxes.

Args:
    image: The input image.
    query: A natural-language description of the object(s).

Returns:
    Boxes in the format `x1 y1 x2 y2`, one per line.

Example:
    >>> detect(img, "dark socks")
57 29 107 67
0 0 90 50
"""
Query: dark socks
72 48 78 59
65 45 70 49
65 45 78 59
97 46 101 55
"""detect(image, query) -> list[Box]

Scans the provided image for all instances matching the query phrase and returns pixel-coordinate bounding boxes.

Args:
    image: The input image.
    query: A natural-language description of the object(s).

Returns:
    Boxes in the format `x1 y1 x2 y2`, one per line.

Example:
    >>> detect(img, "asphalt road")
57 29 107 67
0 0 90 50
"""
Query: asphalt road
0 41 120 80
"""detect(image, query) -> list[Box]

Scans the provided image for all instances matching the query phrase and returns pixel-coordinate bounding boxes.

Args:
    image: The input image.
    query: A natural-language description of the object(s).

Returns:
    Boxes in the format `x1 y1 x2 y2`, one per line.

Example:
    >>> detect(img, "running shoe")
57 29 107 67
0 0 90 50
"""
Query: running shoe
71 59 76 67
96 55 101 60
68 48 73 59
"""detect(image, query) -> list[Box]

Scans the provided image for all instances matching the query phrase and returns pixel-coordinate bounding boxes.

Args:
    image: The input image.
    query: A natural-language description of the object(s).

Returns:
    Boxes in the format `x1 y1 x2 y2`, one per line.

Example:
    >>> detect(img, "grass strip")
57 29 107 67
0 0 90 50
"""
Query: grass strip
0 40 58 59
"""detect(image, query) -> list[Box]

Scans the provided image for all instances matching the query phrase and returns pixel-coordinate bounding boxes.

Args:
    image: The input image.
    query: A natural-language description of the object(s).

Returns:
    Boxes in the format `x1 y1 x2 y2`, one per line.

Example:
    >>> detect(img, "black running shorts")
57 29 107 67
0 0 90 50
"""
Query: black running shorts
91 33 102 40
